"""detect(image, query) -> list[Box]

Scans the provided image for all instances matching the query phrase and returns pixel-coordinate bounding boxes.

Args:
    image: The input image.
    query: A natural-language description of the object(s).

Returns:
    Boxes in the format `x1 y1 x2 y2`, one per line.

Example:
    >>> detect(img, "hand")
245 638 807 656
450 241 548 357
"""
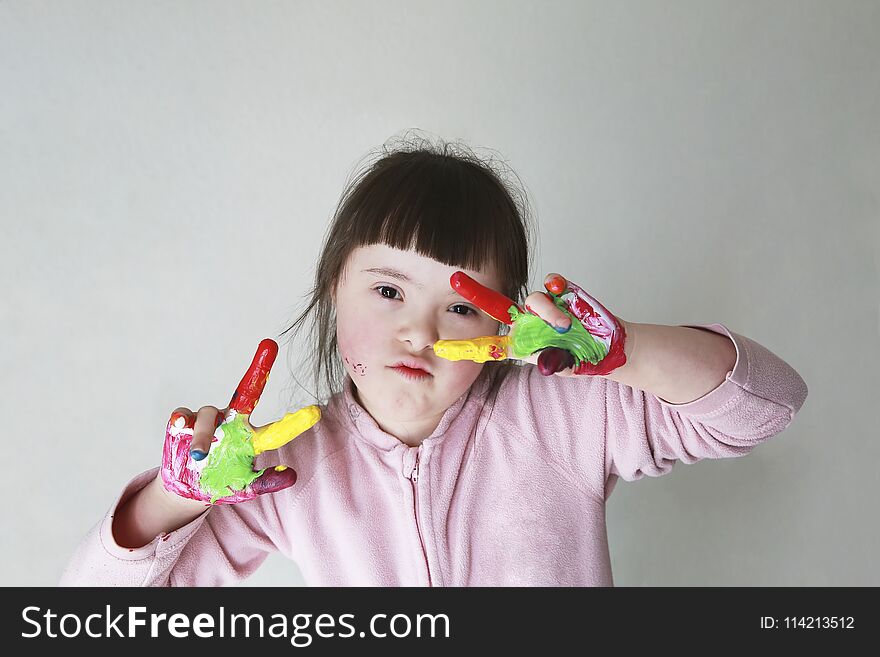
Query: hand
161 338 321 505
432 272 628 377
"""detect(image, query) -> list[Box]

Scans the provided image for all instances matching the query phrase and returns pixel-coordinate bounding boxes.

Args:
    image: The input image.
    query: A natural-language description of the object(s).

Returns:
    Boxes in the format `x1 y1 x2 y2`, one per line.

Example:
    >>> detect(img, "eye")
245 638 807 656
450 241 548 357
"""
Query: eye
374 285 400 301
373 286 477 318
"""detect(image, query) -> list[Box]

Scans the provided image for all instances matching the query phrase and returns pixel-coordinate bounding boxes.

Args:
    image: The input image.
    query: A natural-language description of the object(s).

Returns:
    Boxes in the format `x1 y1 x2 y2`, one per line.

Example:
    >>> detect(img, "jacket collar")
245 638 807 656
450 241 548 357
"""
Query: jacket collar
334 366 498 451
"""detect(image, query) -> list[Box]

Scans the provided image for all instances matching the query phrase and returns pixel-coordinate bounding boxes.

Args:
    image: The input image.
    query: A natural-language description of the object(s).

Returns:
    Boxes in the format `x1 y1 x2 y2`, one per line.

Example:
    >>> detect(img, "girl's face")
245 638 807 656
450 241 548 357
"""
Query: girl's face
332 244 503 441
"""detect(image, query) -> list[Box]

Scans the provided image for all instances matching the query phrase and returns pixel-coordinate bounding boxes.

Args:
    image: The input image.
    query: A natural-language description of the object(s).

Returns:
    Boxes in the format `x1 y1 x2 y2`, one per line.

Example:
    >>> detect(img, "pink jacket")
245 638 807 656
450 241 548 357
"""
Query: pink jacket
60 324 808 586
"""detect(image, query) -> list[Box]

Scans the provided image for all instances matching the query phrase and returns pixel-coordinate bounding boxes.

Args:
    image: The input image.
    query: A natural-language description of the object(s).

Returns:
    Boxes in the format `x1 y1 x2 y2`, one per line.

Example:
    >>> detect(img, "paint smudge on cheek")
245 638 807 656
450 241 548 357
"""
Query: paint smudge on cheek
343 355 367 376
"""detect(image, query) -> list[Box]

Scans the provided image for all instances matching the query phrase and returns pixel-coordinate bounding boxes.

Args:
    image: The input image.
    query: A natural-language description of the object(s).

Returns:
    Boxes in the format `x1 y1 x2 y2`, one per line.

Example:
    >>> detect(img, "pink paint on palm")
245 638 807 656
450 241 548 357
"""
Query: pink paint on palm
161 416 216 504
559 280 627 376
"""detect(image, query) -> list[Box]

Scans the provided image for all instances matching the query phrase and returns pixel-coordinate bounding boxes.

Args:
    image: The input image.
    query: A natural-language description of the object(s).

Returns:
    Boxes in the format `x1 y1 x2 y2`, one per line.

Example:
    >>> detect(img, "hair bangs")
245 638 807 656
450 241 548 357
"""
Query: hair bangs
345 151 527 301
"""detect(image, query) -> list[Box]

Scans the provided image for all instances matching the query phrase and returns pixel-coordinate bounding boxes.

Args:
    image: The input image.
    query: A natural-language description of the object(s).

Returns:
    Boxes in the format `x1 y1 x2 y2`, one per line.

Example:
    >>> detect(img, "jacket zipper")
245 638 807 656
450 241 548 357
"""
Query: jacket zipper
409 447 433 586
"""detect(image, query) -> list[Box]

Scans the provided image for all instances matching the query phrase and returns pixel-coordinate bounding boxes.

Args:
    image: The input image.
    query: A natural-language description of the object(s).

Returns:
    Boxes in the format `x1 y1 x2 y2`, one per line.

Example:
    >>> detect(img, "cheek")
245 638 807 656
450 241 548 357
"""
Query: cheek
452 361 484 385
337 313 388 377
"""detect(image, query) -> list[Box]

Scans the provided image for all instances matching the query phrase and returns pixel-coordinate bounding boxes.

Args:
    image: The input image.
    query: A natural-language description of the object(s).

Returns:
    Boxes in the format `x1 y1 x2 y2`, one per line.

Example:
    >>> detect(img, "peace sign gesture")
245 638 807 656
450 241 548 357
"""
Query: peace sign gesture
433 272 628 377
161 339 321 505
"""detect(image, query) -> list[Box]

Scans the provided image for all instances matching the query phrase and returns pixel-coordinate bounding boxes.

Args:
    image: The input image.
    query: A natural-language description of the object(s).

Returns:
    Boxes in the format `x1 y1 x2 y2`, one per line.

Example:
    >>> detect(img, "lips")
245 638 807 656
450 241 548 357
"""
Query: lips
389 359 432 374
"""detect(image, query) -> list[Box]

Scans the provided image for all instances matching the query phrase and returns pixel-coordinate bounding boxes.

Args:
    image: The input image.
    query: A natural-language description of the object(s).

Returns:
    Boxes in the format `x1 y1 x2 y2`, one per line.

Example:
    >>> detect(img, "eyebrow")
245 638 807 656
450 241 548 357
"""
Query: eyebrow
362 267 461 296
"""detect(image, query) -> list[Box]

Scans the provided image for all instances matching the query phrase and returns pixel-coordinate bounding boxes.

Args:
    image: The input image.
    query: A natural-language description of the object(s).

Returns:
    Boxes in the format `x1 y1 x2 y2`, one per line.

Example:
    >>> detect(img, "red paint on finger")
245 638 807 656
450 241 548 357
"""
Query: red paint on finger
169 412 192 429
229 338 278 414
545 274 568 296
450 272 522 325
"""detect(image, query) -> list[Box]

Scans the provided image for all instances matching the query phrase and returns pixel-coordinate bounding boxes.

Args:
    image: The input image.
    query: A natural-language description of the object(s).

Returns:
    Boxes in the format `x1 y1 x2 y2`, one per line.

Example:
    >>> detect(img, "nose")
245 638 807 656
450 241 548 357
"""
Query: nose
397 314 439 353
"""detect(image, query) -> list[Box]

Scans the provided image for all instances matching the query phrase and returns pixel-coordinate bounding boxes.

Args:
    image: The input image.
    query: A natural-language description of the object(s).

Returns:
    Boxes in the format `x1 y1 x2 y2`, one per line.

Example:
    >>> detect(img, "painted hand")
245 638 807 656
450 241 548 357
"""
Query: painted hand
161 339 321 504
433 272 628 377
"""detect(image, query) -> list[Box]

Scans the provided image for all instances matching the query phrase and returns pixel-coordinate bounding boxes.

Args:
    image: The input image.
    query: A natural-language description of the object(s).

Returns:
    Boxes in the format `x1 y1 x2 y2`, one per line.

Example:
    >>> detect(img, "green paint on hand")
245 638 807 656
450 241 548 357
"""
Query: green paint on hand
509 299 607 366
199 414 265 504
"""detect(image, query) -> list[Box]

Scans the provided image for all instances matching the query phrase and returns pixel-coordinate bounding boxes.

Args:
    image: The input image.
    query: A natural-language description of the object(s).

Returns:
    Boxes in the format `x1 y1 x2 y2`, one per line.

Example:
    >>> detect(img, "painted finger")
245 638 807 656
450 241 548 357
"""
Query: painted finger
524 290 572 333
251 405 322 455
433 335 512 363
248 466 298 496
450 272 523 325
189 406 225 461
206 465 298 505
544 273 569 296
228 338 278 415
169 408 195 431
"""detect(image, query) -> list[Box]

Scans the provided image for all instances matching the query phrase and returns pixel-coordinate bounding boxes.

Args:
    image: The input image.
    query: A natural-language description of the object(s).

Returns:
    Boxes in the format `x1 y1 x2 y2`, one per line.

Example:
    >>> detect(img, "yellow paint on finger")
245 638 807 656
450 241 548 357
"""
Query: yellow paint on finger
251 405 321 455
433 335 512 363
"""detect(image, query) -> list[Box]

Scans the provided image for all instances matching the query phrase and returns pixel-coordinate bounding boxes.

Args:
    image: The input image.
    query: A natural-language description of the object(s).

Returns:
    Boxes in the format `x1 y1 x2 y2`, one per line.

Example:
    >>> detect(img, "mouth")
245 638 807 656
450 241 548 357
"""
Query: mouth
388 361 433 381
389 359 431 373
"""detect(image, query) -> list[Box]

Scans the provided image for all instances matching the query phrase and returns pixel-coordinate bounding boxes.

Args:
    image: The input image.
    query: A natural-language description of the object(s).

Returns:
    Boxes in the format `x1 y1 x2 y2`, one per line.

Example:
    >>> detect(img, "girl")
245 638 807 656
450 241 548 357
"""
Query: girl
60 134 808 586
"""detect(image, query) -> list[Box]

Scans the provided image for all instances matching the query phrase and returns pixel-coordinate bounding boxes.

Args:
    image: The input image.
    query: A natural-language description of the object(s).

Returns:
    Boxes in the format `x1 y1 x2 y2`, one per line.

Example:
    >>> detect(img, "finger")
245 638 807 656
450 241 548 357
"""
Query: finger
249 466 298 496
524 291 572 333
450 272 523 325
190 406 225 461
544 273 569 296
228 338 278 415
433 335 512 363
251 405 322 455
169 407 195 431
536 347 575 376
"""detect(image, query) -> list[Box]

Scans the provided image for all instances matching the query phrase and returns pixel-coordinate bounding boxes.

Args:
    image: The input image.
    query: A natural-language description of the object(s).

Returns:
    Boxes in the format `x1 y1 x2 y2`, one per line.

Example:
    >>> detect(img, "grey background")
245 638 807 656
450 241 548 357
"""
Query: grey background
1 0 877 586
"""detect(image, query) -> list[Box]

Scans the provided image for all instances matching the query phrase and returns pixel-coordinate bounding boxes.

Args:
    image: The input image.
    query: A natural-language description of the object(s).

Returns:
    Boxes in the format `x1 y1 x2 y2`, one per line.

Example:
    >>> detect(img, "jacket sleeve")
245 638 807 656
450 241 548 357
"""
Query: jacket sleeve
517 323 808 501
600 323 808 498
59 467 280 587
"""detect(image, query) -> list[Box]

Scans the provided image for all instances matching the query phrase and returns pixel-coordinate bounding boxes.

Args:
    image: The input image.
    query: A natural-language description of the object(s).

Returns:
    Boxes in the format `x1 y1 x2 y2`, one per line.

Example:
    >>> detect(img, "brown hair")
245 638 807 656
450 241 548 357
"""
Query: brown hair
278 130 537 408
